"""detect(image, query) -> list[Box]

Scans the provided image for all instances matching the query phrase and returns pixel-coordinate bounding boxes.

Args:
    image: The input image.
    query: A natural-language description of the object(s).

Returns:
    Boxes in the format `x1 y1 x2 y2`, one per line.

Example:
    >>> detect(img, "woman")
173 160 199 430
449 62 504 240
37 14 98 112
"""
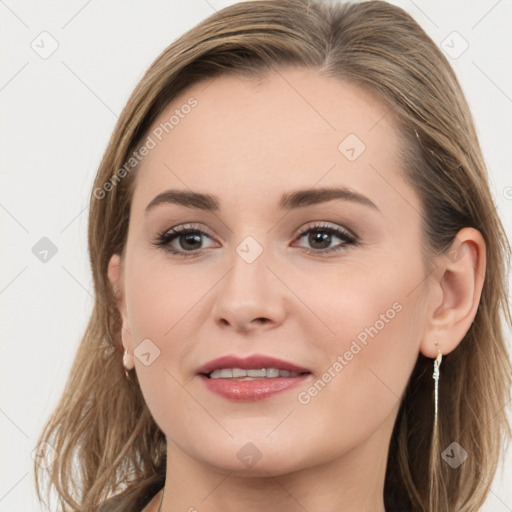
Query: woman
34 0 511 511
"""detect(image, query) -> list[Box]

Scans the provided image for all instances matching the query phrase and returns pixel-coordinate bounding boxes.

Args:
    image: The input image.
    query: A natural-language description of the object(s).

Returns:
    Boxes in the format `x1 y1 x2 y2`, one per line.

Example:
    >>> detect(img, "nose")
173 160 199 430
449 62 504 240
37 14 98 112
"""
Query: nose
210 243 287 332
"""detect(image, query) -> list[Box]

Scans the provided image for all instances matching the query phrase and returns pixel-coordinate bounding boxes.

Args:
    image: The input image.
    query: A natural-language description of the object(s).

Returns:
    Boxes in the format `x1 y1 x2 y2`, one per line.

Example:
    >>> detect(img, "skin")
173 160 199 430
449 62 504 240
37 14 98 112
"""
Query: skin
108 67 486 512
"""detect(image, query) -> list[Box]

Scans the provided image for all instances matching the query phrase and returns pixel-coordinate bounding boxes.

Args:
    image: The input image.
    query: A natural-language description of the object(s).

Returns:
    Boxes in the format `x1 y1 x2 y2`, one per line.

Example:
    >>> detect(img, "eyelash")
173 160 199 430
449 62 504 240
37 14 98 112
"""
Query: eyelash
152 222 359 258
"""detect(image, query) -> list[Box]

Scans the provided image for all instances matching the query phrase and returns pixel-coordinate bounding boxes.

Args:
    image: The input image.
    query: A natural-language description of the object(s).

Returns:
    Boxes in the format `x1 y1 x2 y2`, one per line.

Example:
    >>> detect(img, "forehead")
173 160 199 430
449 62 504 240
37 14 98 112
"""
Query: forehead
131 67 414 218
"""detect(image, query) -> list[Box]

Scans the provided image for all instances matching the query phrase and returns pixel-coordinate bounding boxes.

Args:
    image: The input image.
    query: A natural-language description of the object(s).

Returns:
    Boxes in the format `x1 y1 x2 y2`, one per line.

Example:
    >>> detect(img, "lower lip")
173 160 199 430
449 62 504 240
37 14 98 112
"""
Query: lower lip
199 374 311 401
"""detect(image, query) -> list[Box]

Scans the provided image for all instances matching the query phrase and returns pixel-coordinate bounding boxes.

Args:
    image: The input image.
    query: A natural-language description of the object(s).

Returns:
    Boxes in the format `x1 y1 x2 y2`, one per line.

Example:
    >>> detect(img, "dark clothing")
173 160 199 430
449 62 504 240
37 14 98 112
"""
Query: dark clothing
94 480 163 512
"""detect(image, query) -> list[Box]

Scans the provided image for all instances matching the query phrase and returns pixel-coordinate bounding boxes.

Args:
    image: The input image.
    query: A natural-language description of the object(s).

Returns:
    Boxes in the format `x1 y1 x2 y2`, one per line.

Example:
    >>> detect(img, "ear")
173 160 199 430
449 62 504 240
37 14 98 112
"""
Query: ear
419 227 486 358
107 253 133 364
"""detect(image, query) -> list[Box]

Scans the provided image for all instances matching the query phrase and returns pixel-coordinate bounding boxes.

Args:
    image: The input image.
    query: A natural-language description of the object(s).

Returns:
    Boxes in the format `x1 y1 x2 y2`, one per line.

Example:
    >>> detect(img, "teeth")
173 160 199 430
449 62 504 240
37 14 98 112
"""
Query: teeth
209 367 303 379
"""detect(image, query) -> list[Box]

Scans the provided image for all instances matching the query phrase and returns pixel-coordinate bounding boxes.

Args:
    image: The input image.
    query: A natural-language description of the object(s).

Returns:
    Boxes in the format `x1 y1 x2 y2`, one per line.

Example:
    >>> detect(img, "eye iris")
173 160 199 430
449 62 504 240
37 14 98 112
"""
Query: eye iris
180 233 202 250
309 231 331 249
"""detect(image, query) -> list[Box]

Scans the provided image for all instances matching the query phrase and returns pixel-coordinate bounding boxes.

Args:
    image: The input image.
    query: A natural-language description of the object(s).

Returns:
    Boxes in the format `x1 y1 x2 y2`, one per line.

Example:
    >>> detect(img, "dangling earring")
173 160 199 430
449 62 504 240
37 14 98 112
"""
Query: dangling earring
432 339 443 432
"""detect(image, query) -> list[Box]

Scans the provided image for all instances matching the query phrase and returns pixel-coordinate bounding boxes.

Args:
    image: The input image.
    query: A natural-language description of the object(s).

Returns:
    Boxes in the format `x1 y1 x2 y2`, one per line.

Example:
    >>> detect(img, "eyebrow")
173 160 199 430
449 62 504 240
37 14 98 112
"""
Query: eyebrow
144 187 380 214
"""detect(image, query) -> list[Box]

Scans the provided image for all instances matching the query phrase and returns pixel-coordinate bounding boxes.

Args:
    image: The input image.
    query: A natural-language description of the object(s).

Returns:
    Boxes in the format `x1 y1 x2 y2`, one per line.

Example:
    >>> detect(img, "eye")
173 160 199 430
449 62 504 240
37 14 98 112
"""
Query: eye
153 222 358 257
152 224 217 257
293 222 358 255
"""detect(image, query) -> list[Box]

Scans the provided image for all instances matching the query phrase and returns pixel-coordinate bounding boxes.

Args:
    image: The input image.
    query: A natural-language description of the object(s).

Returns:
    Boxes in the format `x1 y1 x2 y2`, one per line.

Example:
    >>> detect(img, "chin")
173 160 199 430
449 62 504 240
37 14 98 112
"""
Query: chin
189 435 314 477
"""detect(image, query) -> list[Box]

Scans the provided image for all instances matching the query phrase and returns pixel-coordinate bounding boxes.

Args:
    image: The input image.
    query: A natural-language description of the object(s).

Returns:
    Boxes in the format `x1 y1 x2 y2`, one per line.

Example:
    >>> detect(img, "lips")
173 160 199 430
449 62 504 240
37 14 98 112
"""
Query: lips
200 373 311 401
196 354 311 377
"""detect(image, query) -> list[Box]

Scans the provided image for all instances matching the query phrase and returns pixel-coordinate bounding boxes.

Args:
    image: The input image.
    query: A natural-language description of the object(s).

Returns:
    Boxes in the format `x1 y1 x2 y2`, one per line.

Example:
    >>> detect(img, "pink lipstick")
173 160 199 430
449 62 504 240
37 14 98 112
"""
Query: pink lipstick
197 354 311 402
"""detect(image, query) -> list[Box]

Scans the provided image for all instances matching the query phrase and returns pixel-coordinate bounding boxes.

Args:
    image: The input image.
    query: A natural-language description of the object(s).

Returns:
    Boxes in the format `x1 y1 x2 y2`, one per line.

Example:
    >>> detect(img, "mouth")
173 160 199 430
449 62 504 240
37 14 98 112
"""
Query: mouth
202 368 311 379
196 354 312 401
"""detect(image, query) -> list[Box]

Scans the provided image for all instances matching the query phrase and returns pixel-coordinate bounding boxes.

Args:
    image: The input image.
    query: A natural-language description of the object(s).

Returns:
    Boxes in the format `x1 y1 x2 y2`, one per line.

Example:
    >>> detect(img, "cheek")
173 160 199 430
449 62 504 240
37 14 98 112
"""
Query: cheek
297 255 420 351
122 254 207 434
295 257 424 436
124 250 214 340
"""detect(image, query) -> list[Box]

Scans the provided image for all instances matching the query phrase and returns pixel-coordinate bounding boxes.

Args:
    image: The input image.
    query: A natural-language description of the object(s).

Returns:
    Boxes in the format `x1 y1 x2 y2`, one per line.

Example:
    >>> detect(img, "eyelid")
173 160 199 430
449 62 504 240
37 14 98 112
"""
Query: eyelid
293 221 357 240
159 222 218 245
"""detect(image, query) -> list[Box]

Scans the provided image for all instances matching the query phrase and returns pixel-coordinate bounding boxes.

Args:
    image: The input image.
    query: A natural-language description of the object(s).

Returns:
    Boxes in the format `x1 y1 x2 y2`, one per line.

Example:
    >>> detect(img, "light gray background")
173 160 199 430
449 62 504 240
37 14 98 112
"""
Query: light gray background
1 0 511 510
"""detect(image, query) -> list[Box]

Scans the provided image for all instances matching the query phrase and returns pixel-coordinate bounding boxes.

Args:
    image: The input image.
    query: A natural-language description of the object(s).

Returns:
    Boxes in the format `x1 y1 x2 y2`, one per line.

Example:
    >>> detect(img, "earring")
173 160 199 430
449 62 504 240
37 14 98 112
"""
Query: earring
432 339 443 432
123 349 135 380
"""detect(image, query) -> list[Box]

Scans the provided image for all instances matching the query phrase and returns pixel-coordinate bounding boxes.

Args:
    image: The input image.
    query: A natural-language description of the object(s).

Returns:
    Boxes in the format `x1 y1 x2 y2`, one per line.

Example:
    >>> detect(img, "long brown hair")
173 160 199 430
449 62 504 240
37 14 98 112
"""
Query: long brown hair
34 1 511 510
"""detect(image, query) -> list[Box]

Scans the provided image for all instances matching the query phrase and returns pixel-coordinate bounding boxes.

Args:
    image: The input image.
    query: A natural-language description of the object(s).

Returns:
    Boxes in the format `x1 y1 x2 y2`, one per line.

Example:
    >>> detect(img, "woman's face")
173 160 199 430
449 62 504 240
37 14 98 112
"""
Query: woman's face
110 67 435 476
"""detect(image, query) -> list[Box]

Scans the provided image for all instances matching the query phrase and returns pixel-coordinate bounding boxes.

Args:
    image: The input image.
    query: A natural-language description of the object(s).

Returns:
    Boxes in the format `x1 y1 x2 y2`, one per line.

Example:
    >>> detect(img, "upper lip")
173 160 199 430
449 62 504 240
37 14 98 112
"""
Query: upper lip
197 354 311 375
